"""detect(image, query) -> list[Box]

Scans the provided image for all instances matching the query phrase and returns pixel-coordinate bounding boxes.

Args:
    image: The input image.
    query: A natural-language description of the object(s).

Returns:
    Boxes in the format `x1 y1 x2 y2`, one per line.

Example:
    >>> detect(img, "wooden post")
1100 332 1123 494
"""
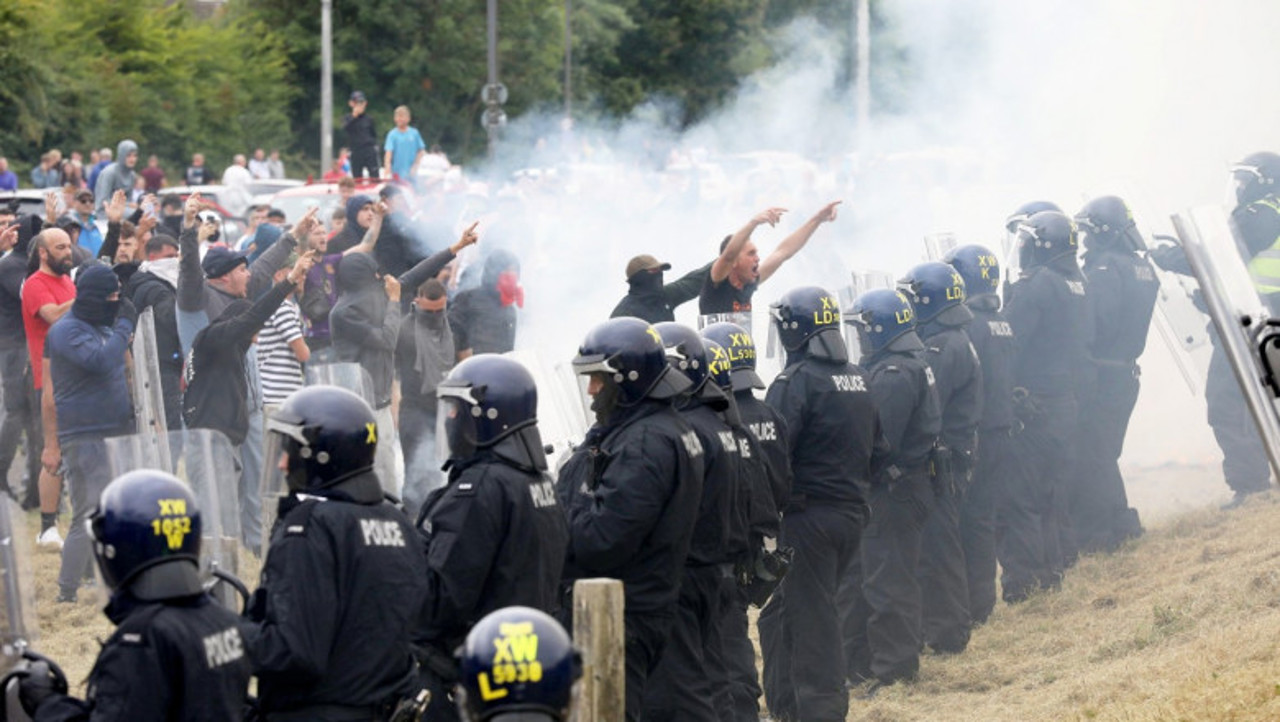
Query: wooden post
572 578 625 722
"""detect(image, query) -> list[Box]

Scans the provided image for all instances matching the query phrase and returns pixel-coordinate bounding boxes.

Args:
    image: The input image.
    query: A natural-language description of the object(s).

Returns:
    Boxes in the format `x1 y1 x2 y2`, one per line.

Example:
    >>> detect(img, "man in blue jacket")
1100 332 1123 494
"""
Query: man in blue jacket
44 263 136 602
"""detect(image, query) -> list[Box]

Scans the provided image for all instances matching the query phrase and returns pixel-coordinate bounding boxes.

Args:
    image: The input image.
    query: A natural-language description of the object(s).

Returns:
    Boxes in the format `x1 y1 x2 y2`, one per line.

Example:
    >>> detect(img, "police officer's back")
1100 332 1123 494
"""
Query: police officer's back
757 286 879 722
555 317 703 722
246 386 428 720
1001 210 1090 599
944 243 1016 625
416 355 569 721
899 262 982 654
842 288 941 689
1071 196 1160 552
643 323 740 722
18 471 252 721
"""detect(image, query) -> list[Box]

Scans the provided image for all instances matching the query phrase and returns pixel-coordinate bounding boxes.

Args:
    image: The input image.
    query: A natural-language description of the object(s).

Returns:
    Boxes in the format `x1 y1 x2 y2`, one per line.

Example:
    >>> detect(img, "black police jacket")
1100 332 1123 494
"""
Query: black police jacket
765 355 880 507
1082 247 1159 364
34 592 252 721
919 311 983 457
1005 261 1091 397
735 392 792 536
557 400 704 617
416 453 570 649
679 399 741 566
246 471 429 714
966 296 1016 432
864 335 942 475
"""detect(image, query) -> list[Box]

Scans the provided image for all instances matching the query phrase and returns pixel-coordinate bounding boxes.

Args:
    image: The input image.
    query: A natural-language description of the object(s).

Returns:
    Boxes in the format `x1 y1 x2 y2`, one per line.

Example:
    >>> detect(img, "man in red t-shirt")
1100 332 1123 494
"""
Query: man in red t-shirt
20 228 74 546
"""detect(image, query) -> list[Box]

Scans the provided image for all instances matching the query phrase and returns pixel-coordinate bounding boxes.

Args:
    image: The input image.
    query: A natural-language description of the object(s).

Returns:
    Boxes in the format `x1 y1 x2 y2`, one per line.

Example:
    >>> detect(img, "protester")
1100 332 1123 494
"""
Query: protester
93 140 139 213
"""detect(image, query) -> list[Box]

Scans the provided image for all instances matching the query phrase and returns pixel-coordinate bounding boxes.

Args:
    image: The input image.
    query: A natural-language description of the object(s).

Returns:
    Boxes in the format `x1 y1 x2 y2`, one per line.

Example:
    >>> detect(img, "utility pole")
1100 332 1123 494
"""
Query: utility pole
564 0 572 120
482 0 507 159
320 0 333 171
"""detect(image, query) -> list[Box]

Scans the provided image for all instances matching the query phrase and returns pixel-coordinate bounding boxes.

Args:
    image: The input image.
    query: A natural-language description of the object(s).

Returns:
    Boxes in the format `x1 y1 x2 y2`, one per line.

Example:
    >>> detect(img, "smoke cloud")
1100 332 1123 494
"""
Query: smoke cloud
462 0 1280 470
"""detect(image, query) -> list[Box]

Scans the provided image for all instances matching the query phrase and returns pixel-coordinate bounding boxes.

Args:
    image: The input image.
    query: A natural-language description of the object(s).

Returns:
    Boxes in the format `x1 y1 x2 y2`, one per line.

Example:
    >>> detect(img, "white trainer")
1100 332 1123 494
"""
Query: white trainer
36 526 64 549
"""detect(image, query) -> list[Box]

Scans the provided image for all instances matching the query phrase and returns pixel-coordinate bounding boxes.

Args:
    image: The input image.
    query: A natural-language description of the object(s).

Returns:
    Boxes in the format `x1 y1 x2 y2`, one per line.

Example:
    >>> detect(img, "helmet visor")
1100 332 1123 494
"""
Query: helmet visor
436 396 479 464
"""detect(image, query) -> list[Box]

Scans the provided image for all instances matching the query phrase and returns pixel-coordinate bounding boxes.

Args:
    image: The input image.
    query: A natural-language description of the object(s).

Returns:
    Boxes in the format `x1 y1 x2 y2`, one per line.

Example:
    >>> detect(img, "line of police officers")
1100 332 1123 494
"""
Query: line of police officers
18 172 1241 721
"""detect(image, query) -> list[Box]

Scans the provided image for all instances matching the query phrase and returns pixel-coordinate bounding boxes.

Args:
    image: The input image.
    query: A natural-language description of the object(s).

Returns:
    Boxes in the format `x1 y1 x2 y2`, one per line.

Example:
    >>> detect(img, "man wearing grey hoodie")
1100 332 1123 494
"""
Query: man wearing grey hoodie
93 140 139 214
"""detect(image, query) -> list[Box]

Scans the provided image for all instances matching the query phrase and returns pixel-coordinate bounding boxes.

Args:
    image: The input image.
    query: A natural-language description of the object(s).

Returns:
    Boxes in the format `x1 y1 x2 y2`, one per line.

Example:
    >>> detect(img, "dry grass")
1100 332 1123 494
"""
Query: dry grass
20 462 1280 720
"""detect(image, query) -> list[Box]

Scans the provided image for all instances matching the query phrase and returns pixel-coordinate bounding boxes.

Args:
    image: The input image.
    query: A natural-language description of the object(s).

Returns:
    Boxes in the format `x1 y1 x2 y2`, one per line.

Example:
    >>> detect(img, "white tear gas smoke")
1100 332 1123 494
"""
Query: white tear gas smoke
452 0 1280 470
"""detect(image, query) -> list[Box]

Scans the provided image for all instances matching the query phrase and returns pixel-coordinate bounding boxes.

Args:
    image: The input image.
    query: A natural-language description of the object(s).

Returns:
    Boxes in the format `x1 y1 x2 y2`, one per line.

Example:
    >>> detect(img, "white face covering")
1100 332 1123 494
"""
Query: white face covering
139 256 180 288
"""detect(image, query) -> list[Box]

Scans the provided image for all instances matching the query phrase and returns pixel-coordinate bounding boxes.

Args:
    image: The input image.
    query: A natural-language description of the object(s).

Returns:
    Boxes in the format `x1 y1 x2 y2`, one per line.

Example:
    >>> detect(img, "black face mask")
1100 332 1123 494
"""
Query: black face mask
629 271 663 293
590 379 622 426
73 298 119 327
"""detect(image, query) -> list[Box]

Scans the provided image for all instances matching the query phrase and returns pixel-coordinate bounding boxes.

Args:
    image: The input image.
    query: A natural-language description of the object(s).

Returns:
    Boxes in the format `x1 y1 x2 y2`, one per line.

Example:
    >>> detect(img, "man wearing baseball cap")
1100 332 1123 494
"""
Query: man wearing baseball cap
344 90 380 180
609 254 708 324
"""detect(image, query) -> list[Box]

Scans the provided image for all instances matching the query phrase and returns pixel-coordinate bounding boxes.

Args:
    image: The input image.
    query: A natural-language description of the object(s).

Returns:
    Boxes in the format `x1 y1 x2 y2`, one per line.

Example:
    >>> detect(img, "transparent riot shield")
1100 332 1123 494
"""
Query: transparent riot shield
301 362 402 497
1171 206 1280 480
0 498 36 674
105 430 245 607
504 350 588 471
698 312 754 335
923 232 959 262
130 308 171 465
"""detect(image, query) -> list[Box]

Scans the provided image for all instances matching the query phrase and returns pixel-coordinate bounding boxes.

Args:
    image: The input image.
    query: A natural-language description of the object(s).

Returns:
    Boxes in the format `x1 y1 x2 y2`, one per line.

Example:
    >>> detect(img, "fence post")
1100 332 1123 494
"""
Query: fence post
572 578 625 721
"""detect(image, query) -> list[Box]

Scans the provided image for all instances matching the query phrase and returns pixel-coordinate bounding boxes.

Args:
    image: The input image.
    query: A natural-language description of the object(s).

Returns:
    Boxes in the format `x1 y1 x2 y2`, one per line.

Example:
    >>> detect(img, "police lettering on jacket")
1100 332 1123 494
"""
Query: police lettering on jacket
203 627 246 669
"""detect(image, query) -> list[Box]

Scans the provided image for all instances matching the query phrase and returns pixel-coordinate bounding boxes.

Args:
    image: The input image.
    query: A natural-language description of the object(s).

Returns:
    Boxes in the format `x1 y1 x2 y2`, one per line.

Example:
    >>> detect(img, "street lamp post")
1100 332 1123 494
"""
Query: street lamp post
321 0 333 172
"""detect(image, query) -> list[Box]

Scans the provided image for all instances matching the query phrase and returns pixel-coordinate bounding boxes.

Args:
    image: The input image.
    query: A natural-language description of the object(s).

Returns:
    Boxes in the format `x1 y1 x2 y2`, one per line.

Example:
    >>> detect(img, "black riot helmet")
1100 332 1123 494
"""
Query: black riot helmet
437 354 547 471
455 606 582 722
700 338 734 392
845 288 917 355
1075 195 1143 252
898 261 966 324
573 317 691 421
267 385 379 491
653 322 710 392
1015 210 1078 270
90 470 204 600
943 244 1001 300
770 286 847 362
700 321 764 391
1005 200 1063 233
1231 151 1280 206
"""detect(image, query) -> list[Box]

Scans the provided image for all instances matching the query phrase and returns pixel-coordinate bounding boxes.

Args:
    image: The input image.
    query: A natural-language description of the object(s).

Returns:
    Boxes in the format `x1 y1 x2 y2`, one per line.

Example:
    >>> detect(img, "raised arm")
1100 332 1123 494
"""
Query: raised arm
342 201 386 256
758 200 841 284
710 208 786 284
398 221 477 291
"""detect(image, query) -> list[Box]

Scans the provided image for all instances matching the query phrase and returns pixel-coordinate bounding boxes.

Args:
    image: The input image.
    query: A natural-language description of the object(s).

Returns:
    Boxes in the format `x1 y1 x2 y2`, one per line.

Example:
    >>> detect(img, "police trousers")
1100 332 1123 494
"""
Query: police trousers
719 581 762 722
841 472 931 686
918 471 971 653
643 565 726 722
999 393 1077 602
1205 338 1270 494
960 429 1011 625
1071 363 1142 554
761 502 864 722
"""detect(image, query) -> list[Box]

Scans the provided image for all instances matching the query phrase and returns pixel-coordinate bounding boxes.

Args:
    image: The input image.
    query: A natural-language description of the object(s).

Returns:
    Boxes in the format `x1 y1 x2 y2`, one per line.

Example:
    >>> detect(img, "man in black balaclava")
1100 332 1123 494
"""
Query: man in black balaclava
45 264 137 602
610 255 709 324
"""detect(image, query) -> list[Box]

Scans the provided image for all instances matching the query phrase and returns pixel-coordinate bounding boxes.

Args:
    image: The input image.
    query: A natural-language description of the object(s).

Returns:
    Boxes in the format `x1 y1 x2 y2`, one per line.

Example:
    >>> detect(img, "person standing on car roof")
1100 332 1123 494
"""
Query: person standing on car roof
345 91 381 180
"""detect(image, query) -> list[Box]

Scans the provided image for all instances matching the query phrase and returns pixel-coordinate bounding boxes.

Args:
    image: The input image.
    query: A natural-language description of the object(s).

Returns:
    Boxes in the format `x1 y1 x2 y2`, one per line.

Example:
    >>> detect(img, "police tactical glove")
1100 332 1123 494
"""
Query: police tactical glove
16 658 68 715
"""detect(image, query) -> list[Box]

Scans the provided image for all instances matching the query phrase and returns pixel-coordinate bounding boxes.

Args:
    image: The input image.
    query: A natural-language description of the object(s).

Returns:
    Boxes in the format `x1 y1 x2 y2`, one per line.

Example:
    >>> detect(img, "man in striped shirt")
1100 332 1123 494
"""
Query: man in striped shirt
257 258 310 408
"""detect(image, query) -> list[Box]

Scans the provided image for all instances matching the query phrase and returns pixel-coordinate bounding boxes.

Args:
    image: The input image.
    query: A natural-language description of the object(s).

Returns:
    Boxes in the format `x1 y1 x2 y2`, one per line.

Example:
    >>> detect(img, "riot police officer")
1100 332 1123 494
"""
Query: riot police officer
1003 200 1064 295
1071 196 1159 552
555 317 703 722
1148 155 1277 507
702 323 791 722
246 386 429 721
454 607 581 722
416 355 570 722
757 286 880 721
642 323 740 722
841 289 940 693
898 262 983 654
1000 210 1091 601
17 470 252 720
944 244 1016 625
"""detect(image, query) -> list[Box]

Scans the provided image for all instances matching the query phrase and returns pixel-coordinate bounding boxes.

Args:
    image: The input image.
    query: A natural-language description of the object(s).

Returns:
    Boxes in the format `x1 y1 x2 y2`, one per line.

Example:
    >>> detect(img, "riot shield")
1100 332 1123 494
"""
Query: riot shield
1171 206 1280 480
504 350 588 470
0 497 36 674
129 308 171 467
105 430 245 605
300 362 402 497
923 232 959 262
